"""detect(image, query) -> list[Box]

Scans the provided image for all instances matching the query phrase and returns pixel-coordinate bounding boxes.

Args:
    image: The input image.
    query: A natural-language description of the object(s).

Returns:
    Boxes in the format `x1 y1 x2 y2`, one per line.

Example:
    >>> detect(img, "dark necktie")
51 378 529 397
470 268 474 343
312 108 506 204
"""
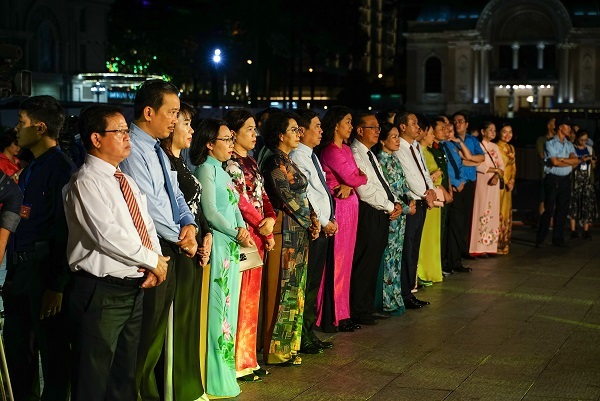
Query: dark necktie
311 152 335 218
115 170 153 249
367 150 394 202
442 143 461 181
154 142 179 224
410 144 430 190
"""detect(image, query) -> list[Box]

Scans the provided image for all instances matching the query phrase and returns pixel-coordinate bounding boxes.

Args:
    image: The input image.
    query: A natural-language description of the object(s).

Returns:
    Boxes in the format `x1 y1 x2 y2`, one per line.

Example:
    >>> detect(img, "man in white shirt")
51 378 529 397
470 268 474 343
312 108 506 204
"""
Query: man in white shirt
394 112 436 309
64 105 169 401
350 112 402 325
290 109 336 353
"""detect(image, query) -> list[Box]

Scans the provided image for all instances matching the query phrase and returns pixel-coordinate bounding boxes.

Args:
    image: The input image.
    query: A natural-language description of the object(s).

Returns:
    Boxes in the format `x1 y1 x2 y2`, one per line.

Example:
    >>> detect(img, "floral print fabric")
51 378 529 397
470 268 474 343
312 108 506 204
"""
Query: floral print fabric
497 140 516 254
469 141 504 254
376 151 409 313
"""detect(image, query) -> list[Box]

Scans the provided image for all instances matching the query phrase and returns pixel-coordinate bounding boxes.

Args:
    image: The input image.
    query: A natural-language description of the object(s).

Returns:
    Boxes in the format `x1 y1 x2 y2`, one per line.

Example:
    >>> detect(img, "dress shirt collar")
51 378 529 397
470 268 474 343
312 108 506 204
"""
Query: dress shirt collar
85 154 118 177
399 137 413 150
294 142 314 157
352 139 371 154
130 122 160 149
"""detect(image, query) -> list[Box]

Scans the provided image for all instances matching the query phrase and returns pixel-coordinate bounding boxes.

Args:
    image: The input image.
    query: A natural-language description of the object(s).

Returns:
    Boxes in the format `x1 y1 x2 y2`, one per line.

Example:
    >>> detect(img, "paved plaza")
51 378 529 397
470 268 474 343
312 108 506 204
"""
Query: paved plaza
237 225 600 401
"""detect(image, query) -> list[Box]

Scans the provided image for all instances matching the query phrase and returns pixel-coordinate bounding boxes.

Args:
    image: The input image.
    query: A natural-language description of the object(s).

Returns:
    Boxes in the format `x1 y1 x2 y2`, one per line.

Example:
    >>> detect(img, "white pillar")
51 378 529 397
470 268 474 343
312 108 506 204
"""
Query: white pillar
481 44 492 104
511 42 520 70
472 44 481 103
557 42 577 104
537 42 545 69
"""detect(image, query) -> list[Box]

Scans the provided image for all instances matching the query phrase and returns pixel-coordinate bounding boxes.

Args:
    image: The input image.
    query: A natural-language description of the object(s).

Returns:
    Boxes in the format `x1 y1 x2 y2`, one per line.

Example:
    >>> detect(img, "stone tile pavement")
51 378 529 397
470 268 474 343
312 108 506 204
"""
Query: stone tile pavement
236 226 600 401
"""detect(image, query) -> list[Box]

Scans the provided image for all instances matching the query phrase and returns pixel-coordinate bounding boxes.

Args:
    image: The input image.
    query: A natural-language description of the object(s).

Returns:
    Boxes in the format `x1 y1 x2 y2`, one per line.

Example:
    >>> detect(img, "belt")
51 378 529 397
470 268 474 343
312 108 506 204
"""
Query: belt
12 251 36 264
76 270 145 288
159 237 183 254
547 174 570 179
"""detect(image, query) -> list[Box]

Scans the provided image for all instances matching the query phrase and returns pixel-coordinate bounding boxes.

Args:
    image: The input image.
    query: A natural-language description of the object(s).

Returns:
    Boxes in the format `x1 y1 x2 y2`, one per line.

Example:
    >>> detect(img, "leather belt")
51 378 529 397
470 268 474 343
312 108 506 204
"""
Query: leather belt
76 270 145 288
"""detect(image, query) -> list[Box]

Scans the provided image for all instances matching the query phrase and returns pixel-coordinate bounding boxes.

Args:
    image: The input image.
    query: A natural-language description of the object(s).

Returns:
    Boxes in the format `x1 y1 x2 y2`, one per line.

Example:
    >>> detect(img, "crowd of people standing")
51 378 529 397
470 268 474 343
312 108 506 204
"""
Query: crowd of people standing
0 79 595 401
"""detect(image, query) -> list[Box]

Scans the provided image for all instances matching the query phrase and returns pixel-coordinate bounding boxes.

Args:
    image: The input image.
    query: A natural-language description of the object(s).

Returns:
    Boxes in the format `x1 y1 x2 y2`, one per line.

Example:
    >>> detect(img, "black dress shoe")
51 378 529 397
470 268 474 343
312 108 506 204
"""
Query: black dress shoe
299 342 323 354
351 322 362 330
338 322 355 332
413 298 430 306
372 311 391 319
442 269 453 276
454 265 472 273
309 332 333 349
404 298 423 309
354 316 378 325
552 240 569 248
315 339 334 348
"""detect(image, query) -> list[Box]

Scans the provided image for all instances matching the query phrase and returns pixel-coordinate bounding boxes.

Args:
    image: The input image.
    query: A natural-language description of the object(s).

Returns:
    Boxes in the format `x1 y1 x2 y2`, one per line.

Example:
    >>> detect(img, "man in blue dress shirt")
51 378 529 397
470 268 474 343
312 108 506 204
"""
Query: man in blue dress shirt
452 112 484 257
536 116 580 248
120 80 198 401
442 116 473 273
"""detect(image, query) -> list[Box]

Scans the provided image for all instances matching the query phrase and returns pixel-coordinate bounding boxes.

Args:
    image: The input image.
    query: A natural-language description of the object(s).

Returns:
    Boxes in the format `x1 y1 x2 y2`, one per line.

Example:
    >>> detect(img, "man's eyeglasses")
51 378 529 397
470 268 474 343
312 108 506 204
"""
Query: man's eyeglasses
215 136 235 143
101 128 131 138
362 126 381 132
453 120 466 125
286 127 303 135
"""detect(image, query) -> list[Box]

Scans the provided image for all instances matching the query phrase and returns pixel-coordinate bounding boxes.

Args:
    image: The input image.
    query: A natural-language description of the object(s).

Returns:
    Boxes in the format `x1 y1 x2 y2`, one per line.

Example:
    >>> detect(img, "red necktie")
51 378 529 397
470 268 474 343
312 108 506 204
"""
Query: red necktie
114 170 153 249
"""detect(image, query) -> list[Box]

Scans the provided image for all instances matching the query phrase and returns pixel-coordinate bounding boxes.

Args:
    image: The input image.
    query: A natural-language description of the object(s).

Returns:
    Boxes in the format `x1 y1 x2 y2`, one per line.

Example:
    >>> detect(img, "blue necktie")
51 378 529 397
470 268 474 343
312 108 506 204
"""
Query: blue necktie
154 142 179 224
311 152 335 218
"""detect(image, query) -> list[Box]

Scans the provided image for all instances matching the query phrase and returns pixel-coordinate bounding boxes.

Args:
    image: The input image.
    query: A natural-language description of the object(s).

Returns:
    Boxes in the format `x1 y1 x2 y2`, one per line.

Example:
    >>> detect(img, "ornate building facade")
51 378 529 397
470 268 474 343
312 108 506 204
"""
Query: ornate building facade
0 0 115 100
403 0 600 116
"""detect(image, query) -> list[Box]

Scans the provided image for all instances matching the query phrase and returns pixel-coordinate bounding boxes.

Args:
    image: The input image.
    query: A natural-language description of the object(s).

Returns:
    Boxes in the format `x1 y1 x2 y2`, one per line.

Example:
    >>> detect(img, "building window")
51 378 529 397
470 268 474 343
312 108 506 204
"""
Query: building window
80 44 87 70
80 9 86 32
424 56 442 93
37 21 57 73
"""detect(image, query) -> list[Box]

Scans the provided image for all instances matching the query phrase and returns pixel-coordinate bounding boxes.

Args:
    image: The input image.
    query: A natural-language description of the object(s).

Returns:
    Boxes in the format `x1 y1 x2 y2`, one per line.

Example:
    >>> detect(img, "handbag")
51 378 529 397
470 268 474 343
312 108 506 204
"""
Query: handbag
432 187 445 207
239 245 263 271
481 142 504 190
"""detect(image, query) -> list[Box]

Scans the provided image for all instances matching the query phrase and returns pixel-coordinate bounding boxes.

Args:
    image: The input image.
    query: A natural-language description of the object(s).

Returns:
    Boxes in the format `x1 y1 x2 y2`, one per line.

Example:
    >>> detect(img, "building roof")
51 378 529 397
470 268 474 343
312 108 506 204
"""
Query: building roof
407 0 600 31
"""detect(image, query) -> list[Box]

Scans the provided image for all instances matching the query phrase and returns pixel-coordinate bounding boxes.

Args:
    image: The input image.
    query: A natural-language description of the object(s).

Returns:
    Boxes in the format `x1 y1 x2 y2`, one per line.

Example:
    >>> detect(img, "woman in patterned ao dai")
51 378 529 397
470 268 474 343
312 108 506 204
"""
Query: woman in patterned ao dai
496 124 517 254
259 111 320 366
191 119 255 398
469 121 504 256
373 122 415 315
223 109 276 381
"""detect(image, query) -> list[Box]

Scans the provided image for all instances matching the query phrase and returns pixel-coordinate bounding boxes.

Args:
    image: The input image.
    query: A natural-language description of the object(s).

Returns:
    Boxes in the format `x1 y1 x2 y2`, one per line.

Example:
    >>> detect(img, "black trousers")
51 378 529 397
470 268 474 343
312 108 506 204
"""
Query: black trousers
350 201 390 321
136 240 178 401
69 274 143 401
3 258 71 401
401 201 426 300
462 180 476 254
446 189 466 269
536 174 572 245
302 233 330 339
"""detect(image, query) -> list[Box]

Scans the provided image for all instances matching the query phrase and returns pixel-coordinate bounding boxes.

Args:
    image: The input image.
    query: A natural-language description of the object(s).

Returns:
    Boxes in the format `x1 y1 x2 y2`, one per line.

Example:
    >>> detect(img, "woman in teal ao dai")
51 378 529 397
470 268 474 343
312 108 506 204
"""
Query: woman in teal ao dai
374 122 415 315
191 119 255 398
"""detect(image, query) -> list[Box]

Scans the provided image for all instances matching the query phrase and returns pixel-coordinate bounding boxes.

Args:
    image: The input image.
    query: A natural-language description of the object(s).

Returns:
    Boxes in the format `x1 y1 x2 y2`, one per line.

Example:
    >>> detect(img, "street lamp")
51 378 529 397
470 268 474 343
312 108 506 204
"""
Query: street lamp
211 49 222 108
91 81 106 103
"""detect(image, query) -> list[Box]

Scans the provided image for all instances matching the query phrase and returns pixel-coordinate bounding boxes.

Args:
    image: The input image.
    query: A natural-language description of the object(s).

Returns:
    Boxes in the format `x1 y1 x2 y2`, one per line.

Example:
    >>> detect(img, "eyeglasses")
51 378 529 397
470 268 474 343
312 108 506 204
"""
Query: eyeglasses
453 120 466 125
215 136 234 143
101 128 131 139
286 127 303 135
362 126 381 132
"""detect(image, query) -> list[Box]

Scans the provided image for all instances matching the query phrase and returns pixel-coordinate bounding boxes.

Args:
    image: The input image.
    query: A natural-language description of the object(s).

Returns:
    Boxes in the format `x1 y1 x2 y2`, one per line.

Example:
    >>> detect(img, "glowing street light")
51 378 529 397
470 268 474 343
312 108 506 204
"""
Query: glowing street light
213 49 222 64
